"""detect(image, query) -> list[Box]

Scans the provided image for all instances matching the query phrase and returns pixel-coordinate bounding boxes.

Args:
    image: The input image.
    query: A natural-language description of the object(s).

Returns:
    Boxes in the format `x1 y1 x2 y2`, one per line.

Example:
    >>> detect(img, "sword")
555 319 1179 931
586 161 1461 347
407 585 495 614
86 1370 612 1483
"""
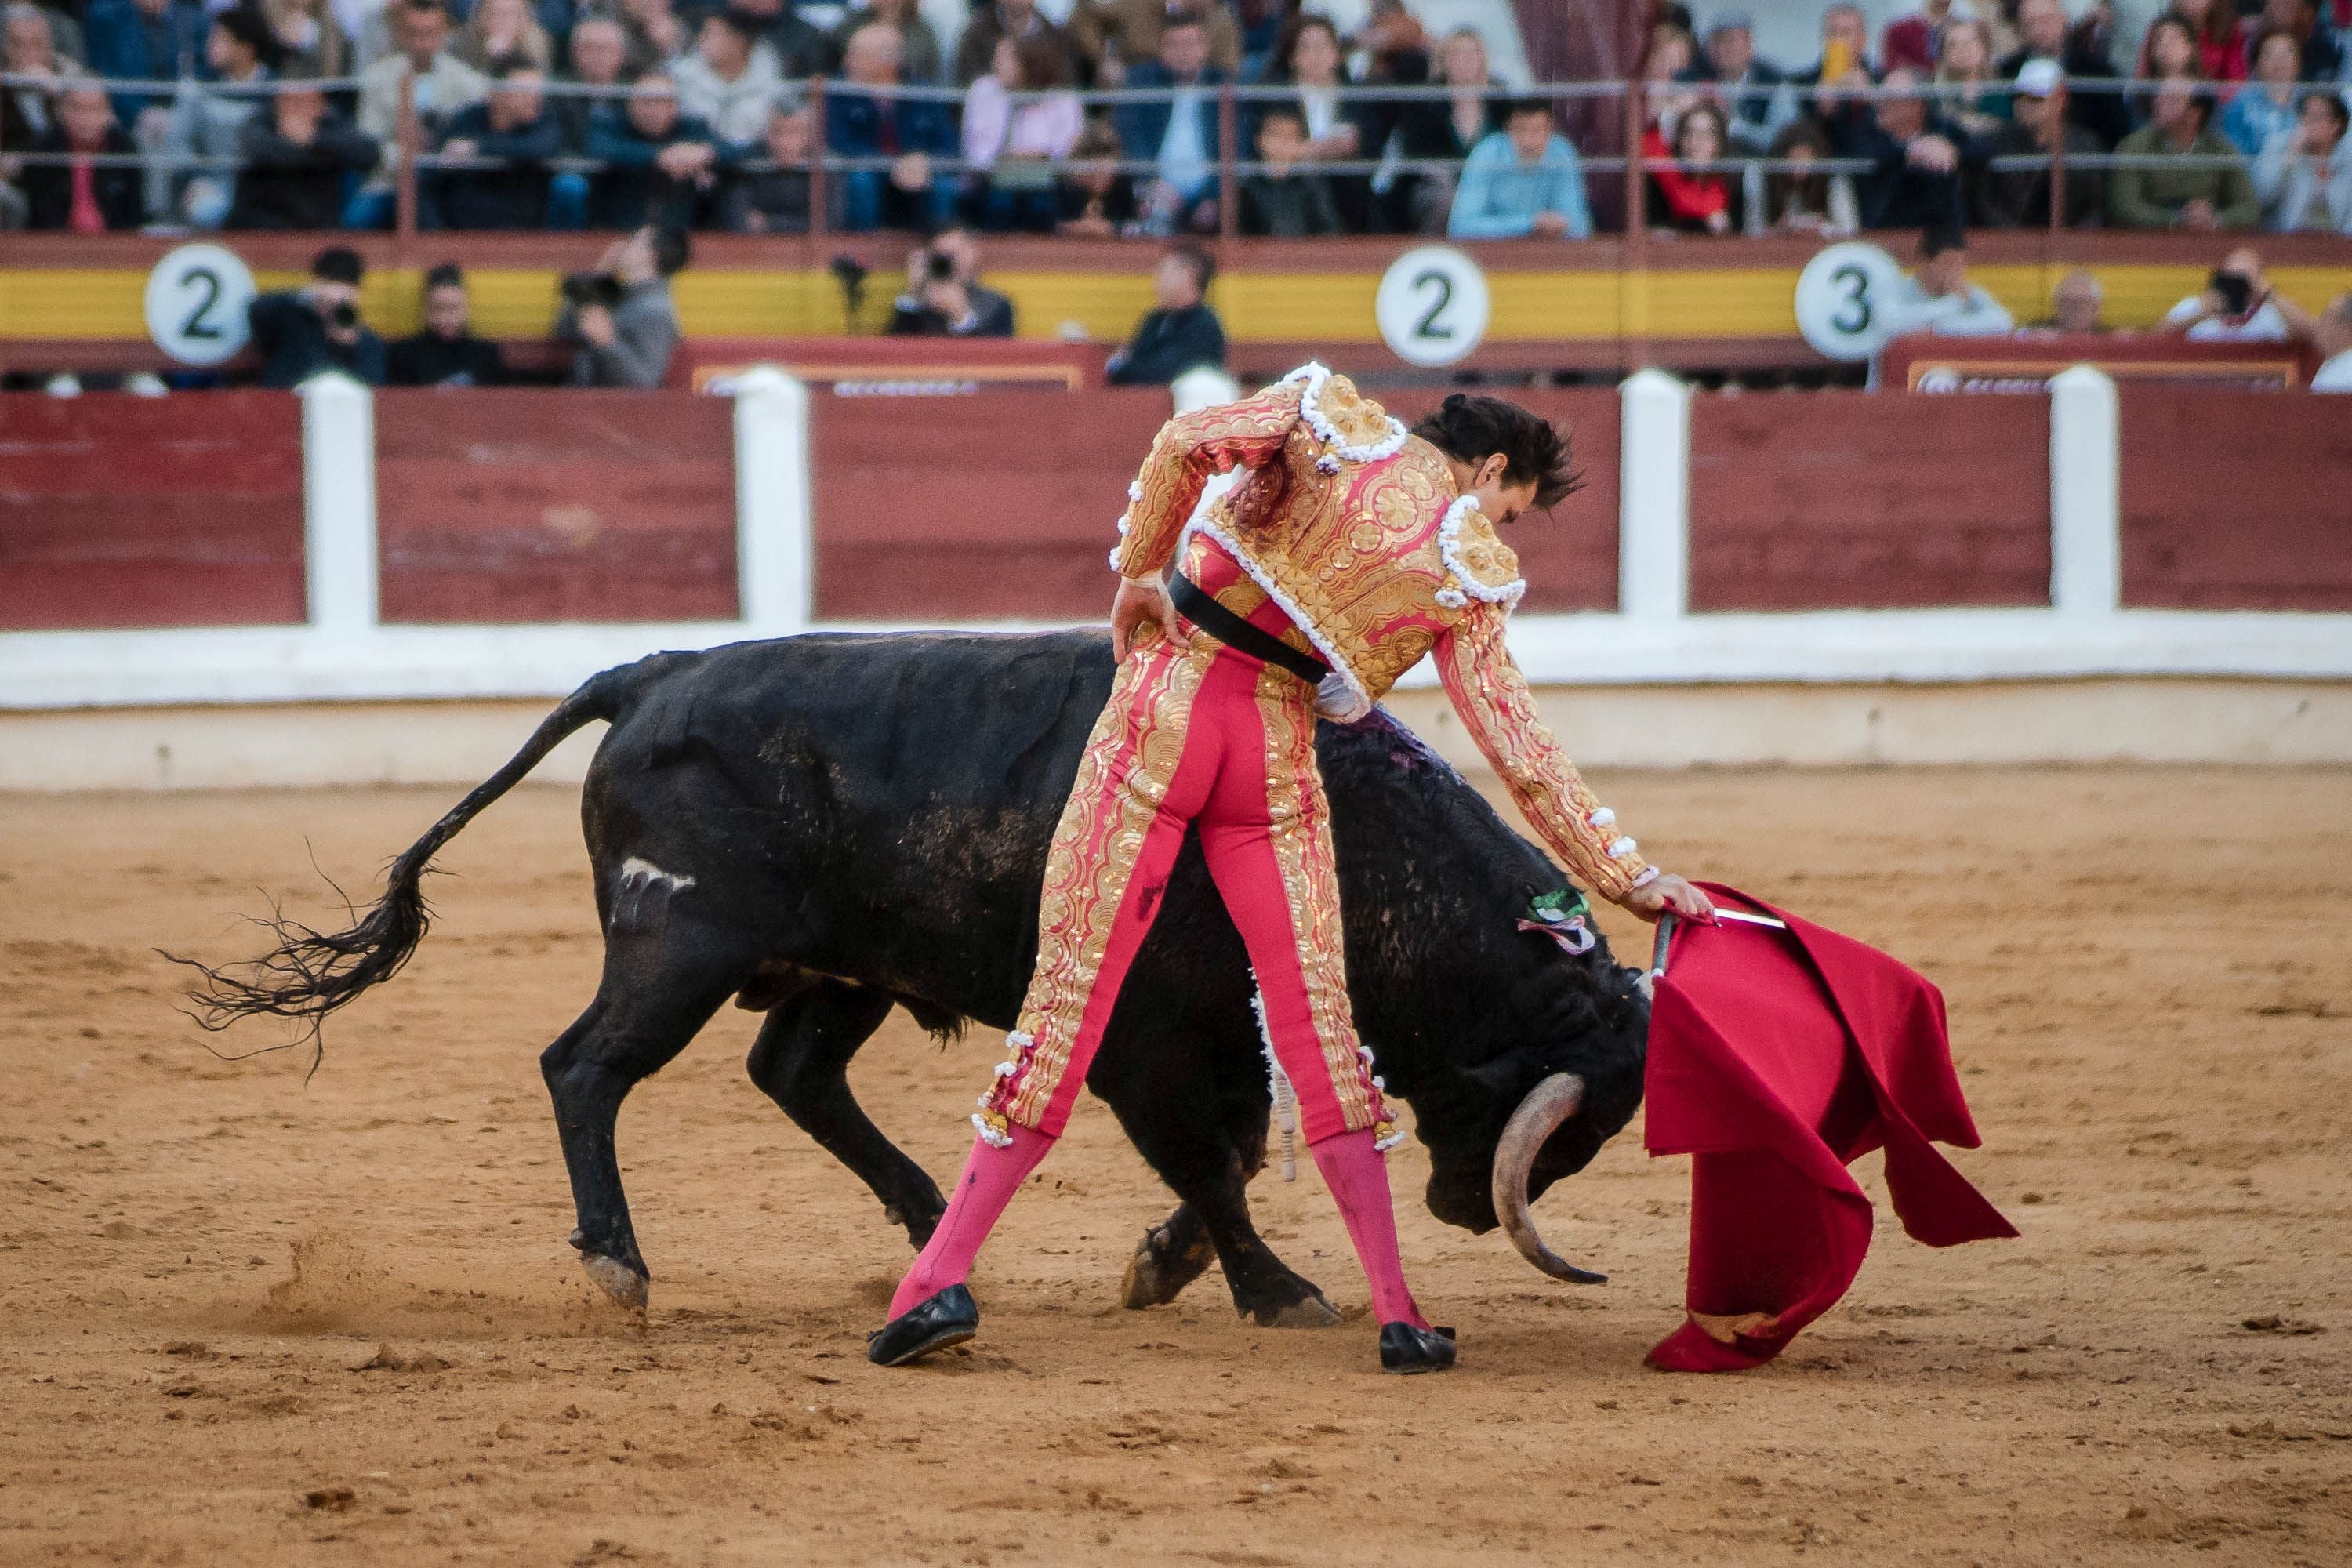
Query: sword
1647 907 1789 985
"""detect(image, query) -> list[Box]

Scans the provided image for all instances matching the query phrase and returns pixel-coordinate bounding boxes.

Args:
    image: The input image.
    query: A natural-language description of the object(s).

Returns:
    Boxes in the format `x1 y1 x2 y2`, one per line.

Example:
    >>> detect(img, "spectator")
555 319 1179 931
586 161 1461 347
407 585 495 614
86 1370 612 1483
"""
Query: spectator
559 225 687 387
23 84 142 230
1447 96 1592 238
1105 242 1224 385
710 0 824 81
1932 17 2009 142
724 100 811 233
2110 79 2260 228
260 0 348 78
229 75 377 227
1072 0 1241 86
960 32 1081 231
2161 245 2293 338
432 56 561 229
1762 117 1859 234
612 0 683 77
1697 12 1792 156
2257 0 2343 82
1374 26 1505 234
2132 12 2208 130
1888 224 2016 335
1880 0 1960 75
81 0 208 143
1641 23 1705 136
354 0 485 228
1646 98 1743 233
2043 267 2107 331
553 16 626 153
897 224 1015 332
1976 56 2101 227
826 20 954 230
953 0 1080 89
1999 0 2128 149
1054 118 1138 235
150 5 268 229
586 68 729 229
1834 66 1976 230
2223 31 2307 161
2308 294 2351 390
1242 105 1344 234
2150 0 2246 83
2256 89 2352 230
388 262 507 385
671 9 786 147
1792 2 1878 136
1260 13 1367 228
452 0 550 71
823 0 944 87
249 245 387 387
1115 10 1225 236
3 5 88 169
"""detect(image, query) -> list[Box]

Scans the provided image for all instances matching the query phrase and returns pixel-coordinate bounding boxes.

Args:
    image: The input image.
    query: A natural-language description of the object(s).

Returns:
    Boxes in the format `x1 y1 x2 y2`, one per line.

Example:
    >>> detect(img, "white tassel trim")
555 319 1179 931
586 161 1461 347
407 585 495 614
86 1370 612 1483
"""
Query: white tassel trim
1629 866 1661 889
1194 518 1373 722
1607 836 1640 860
1128 480 1143 502
1587 807 1616 829
1374 1125 1407 1153
1279 361 1409 466
971 1113 1014 1148
1434 493 1526 612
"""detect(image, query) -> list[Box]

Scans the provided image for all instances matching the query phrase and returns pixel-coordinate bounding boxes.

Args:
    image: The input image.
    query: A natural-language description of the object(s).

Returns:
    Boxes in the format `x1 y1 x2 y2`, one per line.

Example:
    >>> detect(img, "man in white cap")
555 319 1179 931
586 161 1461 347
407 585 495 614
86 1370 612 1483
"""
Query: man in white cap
1975 57 2105 228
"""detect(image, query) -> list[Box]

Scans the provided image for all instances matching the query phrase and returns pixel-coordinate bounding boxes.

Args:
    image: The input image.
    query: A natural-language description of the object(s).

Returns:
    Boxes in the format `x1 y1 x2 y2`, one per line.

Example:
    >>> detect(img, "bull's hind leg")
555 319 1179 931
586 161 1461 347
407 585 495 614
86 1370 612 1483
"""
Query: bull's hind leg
744 979 948 1249
542 918 750 1308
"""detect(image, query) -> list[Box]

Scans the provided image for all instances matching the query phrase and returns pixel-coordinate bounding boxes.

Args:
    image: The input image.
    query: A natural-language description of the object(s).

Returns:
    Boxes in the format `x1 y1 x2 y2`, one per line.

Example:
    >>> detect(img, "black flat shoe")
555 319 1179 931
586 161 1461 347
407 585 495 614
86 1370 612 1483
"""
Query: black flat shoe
867 1285 979 1367
1379 1322 1457 1374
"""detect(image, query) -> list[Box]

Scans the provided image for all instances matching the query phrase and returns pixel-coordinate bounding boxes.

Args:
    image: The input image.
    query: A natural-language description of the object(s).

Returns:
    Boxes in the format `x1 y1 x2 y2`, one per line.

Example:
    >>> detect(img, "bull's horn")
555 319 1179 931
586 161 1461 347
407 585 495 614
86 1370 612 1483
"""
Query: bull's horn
1490 1073 1607 1286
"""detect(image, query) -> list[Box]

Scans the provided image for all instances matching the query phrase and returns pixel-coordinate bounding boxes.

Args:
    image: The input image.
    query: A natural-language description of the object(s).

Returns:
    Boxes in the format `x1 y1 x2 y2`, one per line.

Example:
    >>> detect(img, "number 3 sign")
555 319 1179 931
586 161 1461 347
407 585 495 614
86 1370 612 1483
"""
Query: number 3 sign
1375 245 1490 368
1794 241 1905 362
143 244 259 367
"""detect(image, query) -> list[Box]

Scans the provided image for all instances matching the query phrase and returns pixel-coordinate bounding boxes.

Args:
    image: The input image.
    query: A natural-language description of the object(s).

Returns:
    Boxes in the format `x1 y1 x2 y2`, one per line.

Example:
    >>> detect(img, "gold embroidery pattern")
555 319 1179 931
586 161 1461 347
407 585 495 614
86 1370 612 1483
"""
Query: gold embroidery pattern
1112 383 1304 582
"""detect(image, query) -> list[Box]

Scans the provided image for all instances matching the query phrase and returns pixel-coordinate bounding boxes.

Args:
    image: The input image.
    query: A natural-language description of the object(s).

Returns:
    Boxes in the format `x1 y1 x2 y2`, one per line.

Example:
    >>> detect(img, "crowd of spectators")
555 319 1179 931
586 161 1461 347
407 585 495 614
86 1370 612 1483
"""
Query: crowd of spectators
3 0 2350 236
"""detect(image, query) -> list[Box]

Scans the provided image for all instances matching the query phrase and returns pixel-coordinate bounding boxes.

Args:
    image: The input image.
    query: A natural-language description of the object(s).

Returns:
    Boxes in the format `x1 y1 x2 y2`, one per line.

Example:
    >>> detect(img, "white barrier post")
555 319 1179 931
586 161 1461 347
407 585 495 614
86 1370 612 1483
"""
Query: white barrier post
730 365 814 636
297 371 379 636
1619 367 1690 623
2049 364 2121 619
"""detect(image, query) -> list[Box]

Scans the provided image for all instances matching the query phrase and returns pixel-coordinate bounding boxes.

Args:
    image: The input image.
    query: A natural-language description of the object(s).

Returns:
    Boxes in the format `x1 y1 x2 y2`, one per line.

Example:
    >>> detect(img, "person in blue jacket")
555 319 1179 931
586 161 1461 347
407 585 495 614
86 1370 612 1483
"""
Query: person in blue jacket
826 20 956 230
1447 98 1592 240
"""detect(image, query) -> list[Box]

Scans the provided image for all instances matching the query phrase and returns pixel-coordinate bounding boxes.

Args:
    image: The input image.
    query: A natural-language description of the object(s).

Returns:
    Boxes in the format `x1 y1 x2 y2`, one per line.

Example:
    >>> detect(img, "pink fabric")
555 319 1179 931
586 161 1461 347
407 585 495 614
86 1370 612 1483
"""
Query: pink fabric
1643 884 2016 1372
889 1124 1054 1318
1309 1126 1428 1330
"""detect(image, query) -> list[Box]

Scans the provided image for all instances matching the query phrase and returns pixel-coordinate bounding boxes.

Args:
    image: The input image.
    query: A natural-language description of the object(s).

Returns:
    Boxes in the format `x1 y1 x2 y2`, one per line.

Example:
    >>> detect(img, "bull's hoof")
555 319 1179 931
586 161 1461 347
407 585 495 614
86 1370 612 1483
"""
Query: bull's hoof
1120 1225 1217 1310
579 1252 649 1310
1247 1291 1342 1330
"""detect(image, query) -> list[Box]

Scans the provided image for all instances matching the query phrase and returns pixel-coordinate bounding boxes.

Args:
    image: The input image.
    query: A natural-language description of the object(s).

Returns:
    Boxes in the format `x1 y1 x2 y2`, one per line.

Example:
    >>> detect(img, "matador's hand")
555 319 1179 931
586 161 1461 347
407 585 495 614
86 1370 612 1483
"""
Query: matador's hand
1620 873 1715 925
1110 575 1192 661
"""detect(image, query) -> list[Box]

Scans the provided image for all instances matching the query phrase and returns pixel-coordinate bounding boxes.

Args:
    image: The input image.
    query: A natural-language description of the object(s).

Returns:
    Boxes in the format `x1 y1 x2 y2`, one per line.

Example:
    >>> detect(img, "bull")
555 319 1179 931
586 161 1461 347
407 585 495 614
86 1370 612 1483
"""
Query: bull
184 631 1650 1327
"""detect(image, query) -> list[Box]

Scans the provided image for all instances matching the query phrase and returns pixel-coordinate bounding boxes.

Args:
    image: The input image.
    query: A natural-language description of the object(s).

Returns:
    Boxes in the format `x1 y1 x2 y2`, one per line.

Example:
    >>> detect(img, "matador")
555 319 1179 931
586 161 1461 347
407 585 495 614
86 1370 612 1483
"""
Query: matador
869 366 1715 1374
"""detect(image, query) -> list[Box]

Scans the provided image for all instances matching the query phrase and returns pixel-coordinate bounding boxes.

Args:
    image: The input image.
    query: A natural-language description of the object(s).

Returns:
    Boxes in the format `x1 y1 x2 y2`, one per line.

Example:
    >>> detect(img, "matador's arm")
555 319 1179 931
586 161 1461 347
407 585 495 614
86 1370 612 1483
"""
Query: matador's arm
1109 380 1305 579
1433 600 1659 904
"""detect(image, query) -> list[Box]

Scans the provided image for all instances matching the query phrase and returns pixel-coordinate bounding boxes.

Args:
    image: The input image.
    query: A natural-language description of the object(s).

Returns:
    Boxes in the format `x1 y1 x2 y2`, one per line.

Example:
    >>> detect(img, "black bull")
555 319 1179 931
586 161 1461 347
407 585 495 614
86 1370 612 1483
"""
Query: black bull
185 631 1650 1327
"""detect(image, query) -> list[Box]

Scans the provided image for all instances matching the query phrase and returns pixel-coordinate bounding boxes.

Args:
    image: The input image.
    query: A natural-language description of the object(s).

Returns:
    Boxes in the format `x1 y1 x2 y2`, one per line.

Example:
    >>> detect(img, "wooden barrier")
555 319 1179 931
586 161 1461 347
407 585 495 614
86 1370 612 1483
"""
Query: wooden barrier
2119 387 2352 612
1686 391 2054 612
0 393 304 631
374 390 738 624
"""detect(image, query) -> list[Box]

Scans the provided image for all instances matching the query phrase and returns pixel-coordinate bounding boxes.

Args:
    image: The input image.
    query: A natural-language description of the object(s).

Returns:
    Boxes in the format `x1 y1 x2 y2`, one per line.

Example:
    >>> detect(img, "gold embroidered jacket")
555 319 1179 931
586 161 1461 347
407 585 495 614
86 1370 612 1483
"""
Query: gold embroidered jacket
1109 364 1658 902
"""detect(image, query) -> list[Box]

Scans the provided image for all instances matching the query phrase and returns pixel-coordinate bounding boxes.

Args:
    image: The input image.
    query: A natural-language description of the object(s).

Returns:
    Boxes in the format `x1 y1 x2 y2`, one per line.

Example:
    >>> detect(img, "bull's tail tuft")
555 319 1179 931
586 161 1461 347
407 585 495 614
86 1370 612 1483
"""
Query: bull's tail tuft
165 663 637 1076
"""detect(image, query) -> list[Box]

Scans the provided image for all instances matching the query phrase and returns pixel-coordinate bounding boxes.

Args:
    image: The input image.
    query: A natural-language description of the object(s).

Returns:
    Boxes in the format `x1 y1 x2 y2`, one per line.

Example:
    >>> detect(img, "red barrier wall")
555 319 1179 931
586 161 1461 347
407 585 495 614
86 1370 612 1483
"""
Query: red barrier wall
375 391 737 624
809 387 1621 621
0 393 305 630
1687 392 2053 611
2119 388 2352 612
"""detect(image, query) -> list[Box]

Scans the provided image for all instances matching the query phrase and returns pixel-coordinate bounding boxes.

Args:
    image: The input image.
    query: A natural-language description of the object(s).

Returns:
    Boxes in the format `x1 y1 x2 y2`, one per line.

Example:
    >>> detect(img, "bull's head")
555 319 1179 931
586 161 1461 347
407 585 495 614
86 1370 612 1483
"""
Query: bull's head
1410 948 1649 1284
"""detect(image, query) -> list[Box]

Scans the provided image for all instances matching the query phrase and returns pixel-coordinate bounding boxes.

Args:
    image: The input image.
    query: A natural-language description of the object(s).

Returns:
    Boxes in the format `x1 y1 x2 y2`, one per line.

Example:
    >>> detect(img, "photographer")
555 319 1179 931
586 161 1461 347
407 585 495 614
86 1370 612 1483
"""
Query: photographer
557 225 688 388
247 245 388 388
886 226 1014 337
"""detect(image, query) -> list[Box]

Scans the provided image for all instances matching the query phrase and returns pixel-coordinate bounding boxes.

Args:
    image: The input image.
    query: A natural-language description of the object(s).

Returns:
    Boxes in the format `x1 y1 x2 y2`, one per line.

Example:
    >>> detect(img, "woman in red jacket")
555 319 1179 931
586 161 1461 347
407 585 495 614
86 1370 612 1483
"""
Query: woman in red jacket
1646 101 1745 234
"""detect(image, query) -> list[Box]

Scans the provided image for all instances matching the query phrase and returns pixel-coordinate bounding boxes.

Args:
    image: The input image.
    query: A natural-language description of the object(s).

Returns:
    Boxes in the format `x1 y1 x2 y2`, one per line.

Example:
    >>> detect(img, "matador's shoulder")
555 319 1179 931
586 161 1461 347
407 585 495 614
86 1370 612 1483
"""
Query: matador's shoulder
1264 362 1413 473
1437 498 1526 611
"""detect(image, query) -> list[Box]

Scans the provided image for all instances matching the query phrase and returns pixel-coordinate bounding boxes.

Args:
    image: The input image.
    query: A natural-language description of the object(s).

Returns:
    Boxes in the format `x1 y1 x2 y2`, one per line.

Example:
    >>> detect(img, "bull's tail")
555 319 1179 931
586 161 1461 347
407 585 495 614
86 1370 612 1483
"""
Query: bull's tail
170 662 640 1071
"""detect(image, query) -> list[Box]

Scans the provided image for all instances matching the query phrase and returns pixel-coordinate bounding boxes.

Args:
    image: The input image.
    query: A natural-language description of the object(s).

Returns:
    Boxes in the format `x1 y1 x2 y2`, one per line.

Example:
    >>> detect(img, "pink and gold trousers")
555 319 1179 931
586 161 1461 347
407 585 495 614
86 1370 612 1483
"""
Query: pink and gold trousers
976 545 1396 1149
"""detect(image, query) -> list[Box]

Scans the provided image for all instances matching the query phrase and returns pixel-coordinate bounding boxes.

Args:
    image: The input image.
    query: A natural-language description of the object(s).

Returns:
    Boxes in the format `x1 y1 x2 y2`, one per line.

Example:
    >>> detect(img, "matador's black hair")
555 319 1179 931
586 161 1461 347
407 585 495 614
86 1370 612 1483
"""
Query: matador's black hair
1409 393 1582 511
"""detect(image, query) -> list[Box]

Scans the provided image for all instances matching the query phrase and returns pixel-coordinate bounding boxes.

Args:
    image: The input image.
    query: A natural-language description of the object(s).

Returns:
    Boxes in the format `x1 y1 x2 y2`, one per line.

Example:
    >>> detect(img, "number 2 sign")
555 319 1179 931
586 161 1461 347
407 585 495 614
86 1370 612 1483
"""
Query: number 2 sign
143 244 259 367
1793 241 1905 362
1375 246 1490 368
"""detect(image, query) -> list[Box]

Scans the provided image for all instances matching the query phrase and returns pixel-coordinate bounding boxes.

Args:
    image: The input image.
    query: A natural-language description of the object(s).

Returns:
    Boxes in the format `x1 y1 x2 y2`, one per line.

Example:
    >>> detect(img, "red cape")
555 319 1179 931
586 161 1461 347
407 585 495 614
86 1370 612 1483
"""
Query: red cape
1643 884 2016 1372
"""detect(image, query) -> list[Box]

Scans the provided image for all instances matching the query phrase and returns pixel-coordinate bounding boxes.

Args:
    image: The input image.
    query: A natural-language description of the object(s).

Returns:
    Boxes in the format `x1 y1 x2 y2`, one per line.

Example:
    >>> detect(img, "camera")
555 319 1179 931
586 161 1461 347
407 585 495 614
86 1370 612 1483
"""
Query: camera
923 250 956 284
2210 269 2254 318
561 270 624 310
327 299 358 330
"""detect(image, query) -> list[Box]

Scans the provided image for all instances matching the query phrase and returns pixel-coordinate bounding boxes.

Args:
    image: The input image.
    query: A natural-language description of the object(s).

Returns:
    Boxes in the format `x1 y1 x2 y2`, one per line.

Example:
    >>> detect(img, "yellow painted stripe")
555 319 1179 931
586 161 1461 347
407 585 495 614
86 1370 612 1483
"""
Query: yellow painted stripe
7 260 2349 344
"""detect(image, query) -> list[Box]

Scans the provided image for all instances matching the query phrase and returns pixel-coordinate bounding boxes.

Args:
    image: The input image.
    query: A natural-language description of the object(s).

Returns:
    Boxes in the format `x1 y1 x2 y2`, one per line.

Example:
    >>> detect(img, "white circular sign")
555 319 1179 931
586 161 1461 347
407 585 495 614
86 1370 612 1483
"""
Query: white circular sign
1793 241 1905 362
143 244 257 367
1375 245 1490 368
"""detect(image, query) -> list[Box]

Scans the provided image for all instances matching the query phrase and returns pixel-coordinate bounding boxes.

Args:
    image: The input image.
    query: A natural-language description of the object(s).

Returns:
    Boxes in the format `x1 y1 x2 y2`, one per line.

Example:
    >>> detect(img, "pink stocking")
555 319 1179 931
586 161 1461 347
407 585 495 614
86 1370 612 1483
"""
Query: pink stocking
1308 1127 1430 1330
887 1124 1054 1319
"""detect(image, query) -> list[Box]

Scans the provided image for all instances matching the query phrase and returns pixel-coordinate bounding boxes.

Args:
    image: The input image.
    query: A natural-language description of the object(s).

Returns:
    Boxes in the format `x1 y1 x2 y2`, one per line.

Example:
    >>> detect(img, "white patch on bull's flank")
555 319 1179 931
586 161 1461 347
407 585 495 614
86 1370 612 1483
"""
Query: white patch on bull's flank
580 1254 648 1310
619 856 695 892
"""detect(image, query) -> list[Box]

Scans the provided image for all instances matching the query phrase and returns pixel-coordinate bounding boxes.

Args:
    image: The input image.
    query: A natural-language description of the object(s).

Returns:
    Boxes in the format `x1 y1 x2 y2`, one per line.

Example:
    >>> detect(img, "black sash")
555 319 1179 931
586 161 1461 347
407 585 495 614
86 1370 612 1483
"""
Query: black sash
1167 572 1330 688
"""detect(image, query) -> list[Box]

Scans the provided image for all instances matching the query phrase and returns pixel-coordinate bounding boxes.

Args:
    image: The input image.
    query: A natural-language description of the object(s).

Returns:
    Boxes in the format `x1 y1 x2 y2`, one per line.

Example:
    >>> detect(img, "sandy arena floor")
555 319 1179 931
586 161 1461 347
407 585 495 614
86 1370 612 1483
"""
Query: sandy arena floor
2 765 2346 1566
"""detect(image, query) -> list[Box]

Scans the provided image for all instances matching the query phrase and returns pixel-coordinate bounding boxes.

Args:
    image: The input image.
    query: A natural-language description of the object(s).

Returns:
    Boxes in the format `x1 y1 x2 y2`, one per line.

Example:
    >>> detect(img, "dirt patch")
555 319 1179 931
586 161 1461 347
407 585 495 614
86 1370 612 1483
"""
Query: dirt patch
1 768 2346 1566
